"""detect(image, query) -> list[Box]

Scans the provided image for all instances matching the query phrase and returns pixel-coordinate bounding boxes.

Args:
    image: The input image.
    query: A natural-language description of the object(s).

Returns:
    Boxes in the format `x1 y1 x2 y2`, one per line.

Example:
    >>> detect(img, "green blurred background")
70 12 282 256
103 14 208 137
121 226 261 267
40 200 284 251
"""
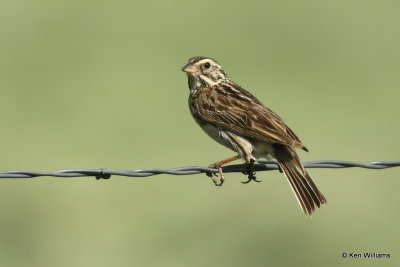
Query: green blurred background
0 0 399 266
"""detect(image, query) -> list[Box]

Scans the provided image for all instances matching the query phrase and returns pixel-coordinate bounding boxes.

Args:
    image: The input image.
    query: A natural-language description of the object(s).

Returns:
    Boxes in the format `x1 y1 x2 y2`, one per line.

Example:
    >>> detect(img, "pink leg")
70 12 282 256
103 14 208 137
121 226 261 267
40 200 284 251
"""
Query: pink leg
206 155 241 186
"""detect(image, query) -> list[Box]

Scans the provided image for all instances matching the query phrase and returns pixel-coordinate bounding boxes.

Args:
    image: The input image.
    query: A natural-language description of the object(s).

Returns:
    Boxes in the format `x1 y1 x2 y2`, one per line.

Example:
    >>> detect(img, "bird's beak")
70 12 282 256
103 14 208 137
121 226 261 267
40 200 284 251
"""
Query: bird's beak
181 64 200 74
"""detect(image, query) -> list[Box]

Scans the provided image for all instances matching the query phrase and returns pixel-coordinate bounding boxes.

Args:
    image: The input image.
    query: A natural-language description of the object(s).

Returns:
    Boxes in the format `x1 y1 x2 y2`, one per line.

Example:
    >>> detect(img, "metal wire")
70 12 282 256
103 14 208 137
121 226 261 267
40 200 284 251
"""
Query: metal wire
0 160 398 179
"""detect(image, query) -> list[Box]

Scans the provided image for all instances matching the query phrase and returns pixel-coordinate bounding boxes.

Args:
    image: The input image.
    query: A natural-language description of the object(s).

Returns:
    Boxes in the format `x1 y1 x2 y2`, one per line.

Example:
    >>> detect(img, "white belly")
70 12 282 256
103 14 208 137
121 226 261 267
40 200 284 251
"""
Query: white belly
199 123 276 162
252 141 276 160
200 123 236 150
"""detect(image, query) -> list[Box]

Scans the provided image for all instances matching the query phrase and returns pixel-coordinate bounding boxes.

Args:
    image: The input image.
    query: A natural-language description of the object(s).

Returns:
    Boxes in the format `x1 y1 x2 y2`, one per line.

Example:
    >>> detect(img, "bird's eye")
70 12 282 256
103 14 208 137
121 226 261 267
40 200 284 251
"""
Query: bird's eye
204 62 211 69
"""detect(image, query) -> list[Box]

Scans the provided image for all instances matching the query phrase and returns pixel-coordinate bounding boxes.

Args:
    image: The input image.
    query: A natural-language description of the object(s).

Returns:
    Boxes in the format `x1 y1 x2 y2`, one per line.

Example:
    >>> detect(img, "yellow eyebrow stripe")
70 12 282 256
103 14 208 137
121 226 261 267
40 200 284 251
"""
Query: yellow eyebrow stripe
195 59 213 66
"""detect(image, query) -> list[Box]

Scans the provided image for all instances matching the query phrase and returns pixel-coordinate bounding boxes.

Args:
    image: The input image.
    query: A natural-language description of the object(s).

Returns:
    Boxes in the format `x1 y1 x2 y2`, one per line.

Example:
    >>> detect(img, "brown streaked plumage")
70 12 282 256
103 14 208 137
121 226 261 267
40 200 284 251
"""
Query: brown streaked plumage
182 56 326 216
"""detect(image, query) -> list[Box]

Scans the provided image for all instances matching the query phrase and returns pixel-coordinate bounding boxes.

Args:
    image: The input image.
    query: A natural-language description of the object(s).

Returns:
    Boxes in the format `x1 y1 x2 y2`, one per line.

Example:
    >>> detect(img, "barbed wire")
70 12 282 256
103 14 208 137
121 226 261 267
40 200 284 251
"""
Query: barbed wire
0 160 398 179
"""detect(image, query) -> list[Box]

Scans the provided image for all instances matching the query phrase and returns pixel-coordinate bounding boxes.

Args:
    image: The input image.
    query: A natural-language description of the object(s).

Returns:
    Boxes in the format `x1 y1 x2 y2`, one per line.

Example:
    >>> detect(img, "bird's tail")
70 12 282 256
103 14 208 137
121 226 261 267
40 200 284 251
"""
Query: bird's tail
275 144 327 216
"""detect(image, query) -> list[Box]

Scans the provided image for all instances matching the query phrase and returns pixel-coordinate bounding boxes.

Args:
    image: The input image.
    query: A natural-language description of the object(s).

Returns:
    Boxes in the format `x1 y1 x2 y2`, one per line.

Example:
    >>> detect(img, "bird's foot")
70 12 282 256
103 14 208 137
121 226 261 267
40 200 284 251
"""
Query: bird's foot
206 163 224 186
205 155 241 186
241 172 261 184
241 159 262 184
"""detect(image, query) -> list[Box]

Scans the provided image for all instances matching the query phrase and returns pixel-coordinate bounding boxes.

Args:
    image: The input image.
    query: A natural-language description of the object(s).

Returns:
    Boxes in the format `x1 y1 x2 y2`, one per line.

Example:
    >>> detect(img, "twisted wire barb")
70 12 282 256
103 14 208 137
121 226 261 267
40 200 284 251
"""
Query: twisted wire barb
0 160 398 179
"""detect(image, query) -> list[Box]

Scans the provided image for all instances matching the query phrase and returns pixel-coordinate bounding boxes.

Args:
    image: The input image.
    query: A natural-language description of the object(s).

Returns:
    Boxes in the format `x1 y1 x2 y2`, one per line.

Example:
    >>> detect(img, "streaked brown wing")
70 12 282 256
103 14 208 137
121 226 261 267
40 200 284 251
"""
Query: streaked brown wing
192 83 307 150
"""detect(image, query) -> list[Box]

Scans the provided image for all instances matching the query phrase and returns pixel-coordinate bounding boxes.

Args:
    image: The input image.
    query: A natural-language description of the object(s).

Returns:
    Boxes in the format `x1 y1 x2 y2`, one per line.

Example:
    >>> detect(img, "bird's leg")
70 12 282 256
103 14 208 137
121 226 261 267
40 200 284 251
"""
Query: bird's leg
206 155 241 186
241 159 261 184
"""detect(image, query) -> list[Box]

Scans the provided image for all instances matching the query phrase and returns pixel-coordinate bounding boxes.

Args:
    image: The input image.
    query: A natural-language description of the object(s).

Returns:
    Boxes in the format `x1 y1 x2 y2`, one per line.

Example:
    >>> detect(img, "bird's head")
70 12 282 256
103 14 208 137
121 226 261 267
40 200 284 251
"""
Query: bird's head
182 56 227 90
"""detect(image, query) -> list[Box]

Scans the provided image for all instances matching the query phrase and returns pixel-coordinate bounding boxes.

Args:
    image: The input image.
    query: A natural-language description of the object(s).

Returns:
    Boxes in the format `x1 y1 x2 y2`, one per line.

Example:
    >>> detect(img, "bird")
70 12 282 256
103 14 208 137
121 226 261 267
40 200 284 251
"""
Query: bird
181 56 327 216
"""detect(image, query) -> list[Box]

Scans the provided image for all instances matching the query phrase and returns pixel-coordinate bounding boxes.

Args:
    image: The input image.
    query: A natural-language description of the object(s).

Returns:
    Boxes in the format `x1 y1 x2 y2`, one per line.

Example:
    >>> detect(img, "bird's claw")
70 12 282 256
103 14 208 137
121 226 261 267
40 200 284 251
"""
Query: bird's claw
206 165 224 186
241 173 262 184
241 159 262 184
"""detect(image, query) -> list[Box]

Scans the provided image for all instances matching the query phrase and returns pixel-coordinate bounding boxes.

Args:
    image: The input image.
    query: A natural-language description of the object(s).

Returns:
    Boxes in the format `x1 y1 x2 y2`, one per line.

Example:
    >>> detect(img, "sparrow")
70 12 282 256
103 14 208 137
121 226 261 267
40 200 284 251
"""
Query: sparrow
182 56 326 216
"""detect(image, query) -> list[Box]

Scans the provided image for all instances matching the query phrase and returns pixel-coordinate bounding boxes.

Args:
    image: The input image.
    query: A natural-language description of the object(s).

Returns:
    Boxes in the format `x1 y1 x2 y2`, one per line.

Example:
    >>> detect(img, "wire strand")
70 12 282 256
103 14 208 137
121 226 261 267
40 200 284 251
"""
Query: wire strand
0 160 398 179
